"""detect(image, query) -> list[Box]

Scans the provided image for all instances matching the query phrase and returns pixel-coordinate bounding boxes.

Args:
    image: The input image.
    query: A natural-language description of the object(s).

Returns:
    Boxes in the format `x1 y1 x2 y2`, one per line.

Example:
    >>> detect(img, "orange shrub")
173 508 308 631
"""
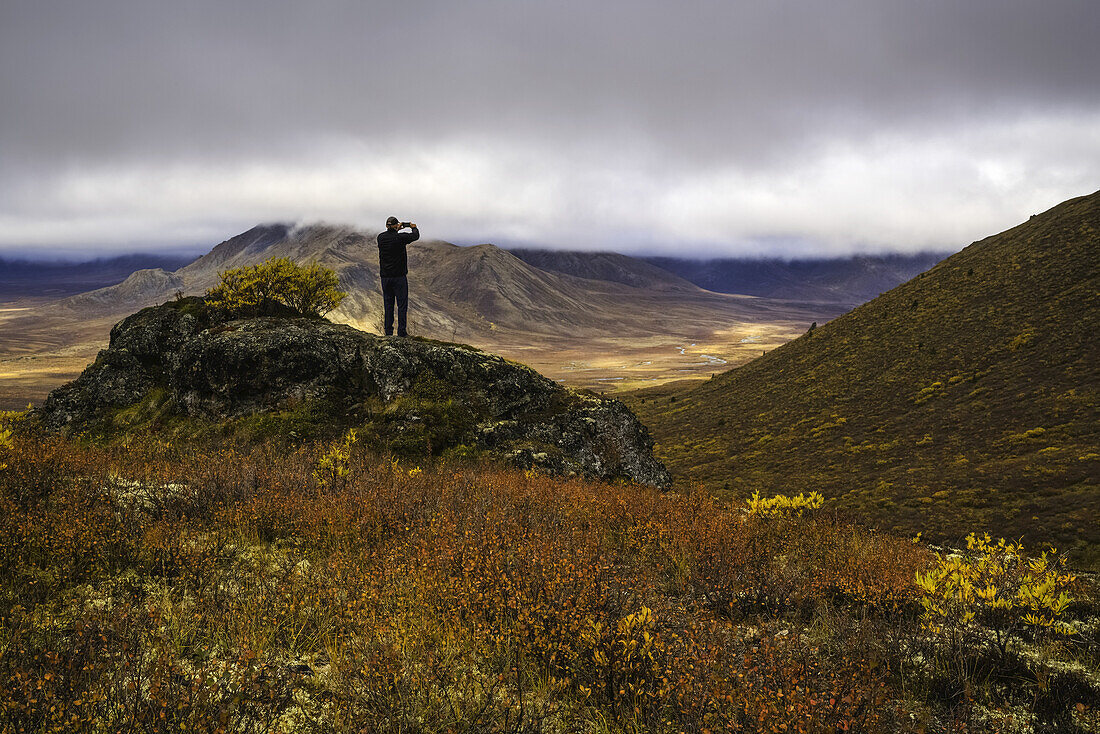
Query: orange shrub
0 433 935 731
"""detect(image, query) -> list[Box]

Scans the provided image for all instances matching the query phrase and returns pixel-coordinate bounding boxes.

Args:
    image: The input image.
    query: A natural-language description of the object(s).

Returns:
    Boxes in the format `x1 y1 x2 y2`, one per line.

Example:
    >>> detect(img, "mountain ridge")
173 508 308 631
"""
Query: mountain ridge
0 223 853 410
642 252 948 303
0 253 195 300
508 248 699 291
45 223 834 341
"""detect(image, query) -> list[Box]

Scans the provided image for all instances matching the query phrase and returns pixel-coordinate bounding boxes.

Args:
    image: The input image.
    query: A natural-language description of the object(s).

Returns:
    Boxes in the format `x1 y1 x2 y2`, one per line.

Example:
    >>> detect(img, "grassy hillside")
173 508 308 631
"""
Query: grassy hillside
627 192 1100 566
2 423 1098 731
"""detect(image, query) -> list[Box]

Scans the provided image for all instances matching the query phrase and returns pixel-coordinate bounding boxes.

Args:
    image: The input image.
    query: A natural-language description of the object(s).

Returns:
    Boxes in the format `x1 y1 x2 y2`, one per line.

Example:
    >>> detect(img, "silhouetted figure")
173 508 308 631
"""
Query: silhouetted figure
376 216 419 336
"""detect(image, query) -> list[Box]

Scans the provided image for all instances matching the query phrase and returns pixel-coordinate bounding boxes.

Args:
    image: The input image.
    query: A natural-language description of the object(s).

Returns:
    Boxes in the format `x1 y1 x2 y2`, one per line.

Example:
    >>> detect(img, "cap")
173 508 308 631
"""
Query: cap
386 216 400 226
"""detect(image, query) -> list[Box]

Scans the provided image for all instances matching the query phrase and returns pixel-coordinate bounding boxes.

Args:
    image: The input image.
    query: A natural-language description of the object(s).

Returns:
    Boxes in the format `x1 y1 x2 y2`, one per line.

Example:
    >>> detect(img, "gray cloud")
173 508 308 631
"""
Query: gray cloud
1 0 1098 258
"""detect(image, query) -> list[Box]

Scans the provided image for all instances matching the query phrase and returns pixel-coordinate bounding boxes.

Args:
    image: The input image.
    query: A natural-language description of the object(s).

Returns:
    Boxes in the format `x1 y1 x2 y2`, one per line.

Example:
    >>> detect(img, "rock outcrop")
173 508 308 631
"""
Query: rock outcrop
39 300 671 488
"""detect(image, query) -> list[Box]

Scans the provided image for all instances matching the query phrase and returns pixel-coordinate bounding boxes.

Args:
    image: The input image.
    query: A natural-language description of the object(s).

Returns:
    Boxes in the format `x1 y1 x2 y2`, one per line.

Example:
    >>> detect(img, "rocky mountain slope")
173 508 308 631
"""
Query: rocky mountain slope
47 224 648 337
39 299 671 488
627 190 1100 565
508 249 698 291
63 268 184 310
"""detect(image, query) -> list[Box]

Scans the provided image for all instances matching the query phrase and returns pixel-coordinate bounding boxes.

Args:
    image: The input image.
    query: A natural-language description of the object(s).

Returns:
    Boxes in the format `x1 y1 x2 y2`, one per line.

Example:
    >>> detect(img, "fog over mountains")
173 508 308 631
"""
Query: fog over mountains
643 254 946 304
0 254 194 300
4 231 944 311
510 249 946 305
37 224 850 343
3 2 1097 258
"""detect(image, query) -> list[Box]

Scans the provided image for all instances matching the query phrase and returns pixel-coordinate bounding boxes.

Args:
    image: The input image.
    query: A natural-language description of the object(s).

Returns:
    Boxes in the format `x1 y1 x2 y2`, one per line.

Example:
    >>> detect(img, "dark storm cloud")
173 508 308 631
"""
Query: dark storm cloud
1 0 1098 257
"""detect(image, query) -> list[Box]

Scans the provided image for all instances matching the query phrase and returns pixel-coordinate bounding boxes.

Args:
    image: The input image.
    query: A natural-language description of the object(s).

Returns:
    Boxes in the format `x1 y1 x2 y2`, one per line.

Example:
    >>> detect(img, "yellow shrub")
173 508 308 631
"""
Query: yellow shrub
0 427 11 471
745 490 824 518
913 381 945 405
313 428 359 489
1008 331 1034 350
1008 427 1047 442
576 606 673 705
0 407 25 471
915 533 1076 657
207 257 346 317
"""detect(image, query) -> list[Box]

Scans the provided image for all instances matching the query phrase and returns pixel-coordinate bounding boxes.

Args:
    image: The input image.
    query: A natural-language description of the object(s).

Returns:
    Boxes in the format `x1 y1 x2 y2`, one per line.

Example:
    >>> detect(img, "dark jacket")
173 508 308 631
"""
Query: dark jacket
376 226 420 278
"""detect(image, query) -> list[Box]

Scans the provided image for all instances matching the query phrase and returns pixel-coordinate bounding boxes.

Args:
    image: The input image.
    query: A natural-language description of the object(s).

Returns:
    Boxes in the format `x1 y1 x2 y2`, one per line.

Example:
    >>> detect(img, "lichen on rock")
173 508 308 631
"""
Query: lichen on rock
39 298 671 488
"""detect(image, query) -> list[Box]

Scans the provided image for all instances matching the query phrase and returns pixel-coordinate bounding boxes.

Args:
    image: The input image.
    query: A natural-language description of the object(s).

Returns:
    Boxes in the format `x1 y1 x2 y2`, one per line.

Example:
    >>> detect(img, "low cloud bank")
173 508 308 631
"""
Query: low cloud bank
2 113 1095 259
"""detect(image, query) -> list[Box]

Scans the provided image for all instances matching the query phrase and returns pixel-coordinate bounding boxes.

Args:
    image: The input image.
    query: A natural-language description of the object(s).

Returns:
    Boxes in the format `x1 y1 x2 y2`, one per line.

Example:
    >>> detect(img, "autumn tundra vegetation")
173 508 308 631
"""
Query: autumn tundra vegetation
1 411 1098 733
5 205 1100 734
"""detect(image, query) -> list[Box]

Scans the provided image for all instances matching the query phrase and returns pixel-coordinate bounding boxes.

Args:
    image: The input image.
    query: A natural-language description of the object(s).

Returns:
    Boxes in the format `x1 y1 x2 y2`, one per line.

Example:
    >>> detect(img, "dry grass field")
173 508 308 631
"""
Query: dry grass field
480 321 803 394
0 301 116 410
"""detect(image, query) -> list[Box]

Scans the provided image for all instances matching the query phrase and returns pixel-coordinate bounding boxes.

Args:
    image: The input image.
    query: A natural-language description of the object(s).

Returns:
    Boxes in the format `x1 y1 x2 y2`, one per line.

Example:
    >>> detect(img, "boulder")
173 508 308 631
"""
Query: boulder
39 300 671 488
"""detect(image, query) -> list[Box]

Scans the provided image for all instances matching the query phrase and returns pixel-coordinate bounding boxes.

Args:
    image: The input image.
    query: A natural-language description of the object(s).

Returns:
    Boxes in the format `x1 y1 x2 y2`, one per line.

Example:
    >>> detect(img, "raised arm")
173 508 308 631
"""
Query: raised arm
400 224 420 244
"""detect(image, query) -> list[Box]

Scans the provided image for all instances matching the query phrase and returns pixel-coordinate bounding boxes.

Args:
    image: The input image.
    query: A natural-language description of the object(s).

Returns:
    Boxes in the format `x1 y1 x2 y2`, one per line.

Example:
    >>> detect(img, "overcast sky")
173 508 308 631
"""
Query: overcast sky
1 0 1098 259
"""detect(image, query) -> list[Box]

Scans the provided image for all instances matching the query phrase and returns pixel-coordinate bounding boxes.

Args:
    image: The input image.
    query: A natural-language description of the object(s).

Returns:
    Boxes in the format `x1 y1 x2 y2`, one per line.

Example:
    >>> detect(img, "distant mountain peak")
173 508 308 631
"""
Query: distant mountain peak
509 248 698 291
642 252 949 302
61 268 183 309
30 220 846 346
187 223 292 271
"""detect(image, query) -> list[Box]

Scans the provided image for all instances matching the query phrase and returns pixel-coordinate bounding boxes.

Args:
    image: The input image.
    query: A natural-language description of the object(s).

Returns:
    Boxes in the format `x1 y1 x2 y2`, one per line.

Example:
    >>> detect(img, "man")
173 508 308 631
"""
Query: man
376 216 419 337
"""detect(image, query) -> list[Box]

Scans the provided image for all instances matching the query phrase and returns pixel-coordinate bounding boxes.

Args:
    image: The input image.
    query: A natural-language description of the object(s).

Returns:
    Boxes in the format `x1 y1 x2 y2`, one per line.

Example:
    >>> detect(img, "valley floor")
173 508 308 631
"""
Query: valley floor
471 320 804 394
0 298 118 410
0 293 846 409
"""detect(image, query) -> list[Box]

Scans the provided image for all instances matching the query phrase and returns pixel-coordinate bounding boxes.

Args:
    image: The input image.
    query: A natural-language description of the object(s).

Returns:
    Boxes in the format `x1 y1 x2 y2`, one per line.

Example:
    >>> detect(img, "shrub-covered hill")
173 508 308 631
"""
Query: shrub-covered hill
36 299 670 488
1 430 1097 731
626 191 1100 566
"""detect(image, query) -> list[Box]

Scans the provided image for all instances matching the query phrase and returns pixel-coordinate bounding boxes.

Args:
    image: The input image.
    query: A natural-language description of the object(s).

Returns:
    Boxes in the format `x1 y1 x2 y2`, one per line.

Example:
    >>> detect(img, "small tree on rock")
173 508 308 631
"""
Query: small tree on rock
283 261 348 317
207 257 346 317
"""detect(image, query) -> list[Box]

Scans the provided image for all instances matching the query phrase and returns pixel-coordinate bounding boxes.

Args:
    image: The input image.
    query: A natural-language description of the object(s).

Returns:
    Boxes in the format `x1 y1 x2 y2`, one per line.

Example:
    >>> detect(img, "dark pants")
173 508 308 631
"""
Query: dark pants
381 276 409 336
